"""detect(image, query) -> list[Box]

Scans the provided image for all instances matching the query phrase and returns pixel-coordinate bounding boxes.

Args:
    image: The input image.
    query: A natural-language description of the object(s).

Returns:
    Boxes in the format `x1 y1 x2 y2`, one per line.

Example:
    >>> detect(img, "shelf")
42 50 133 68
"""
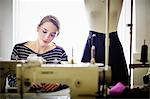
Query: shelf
129 63 150 68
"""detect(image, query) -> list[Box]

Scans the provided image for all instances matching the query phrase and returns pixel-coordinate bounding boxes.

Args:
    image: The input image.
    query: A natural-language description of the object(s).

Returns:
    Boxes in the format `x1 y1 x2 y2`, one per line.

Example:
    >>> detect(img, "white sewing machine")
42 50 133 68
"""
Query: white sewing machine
16 62 111 98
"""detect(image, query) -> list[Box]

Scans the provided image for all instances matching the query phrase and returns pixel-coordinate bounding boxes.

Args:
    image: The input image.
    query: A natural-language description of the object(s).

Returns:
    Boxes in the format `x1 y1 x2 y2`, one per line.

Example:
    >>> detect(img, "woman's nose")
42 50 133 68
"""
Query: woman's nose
44 33 51 40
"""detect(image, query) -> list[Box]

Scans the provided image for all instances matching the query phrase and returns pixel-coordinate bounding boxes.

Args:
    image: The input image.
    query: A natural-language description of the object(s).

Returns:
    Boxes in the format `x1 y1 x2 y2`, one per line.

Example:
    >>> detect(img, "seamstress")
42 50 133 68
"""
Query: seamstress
11 15 68 64
82 0 129 85
10 15 68 92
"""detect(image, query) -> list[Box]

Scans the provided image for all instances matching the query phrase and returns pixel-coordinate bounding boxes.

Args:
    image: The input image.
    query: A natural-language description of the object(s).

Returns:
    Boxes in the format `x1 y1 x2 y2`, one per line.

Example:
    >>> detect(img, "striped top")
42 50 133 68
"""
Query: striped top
11 42 68 64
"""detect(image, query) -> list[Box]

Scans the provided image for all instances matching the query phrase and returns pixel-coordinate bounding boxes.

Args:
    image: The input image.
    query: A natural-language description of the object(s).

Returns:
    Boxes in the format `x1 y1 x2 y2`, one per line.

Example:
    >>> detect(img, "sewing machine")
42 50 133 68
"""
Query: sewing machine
0 60 23 93
16 62 111 98
0 60 111 99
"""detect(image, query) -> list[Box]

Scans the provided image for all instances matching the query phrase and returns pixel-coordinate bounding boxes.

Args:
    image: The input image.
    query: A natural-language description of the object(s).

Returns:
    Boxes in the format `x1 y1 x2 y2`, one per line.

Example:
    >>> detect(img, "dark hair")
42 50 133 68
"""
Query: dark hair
38 15 60 31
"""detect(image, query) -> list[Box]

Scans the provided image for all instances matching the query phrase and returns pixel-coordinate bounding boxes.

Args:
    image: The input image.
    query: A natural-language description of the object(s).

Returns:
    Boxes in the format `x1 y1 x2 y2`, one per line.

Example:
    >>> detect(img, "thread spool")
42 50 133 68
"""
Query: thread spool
140 40 148 64
70 47 74 64
90 45 95 64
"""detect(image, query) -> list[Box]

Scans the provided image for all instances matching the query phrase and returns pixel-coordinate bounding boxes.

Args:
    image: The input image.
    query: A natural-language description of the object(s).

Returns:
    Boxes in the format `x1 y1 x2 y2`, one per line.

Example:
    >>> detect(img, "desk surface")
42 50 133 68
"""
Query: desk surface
0 93 69 99
0 93 98 99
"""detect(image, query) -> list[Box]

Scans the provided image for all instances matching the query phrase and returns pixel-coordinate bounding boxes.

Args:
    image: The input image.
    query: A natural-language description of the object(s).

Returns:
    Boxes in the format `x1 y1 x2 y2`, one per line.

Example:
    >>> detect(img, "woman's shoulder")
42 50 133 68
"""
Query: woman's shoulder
55 45 64 50
13 41 28 48
53 44 66 52
55 45 63 49
52 43 63 49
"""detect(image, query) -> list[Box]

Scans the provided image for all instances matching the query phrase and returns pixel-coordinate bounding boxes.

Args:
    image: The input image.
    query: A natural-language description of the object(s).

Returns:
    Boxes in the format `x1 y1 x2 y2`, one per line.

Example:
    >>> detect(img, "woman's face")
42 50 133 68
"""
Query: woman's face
37 22 58 47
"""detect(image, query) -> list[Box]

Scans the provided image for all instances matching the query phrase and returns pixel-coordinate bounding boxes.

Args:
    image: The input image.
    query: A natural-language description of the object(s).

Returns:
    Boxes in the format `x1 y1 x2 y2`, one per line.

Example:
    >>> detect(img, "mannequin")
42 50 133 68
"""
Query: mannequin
82 0 129 85
84 0 123 33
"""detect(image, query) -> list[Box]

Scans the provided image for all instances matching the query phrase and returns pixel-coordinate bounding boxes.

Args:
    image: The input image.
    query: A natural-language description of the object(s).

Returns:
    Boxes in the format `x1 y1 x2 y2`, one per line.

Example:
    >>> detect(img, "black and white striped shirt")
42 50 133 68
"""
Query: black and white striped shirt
11 42 68 64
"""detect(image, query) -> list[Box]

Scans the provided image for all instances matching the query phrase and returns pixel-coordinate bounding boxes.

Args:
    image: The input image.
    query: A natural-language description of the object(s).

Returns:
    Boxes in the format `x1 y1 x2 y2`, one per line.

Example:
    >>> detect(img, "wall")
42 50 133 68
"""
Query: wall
0 0 13 59
134 0 150 62
132 0 150 87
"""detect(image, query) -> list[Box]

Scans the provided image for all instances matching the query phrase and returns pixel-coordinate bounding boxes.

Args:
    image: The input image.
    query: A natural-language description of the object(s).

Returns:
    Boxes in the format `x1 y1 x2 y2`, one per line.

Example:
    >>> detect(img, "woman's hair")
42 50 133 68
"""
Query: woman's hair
38 15 60 31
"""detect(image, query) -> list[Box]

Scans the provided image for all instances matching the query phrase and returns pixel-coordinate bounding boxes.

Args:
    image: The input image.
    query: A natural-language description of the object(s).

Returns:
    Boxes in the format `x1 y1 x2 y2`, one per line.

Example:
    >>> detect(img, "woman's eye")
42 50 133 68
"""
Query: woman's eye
50 34 55 37
50 32 57 37
43 31 47 34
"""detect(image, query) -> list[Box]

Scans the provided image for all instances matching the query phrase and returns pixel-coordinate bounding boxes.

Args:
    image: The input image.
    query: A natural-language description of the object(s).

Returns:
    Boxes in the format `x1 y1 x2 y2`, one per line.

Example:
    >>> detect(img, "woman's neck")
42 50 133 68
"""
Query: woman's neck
24 41 55 54
34 40 55 54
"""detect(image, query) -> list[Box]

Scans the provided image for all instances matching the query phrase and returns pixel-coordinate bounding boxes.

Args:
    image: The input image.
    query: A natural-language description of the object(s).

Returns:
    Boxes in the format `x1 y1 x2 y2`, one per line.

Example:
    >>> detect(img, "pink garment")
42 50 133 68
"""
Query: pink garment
109 82 126 96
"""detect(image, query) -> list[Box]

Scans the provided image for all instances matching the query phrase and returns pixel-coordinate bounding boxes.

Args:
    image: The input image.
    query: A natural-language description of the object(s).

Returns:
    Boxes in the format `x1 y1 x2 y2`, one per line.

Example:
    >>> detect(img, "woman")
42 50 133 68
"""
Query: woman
11 15 68 64
9 15 68 92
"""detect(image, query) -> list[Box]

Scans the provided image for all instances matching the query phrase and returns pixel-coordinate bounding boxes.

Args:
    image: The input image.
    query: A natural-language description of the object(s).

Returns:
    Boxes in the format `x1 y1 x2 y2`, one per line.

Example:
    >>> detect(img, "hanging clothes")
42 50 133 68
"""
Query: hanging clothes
81 31 129 85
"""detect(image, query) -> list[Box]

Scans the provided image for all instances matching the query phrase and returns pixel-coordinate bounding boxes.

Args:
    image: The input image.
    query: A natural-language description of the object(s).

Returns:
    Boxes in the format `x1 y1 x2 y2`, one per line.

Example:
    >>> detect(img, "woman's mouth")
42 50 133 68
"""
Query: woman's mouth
43 40 49 44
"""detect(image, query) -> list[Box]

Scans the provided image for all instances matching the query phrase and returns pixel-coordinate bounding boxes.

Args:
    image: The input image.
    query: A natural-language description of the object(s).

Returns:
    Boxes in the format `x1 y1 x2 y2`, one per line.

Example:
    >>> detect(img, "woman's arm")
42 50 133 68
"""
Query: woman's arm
11 45 19 60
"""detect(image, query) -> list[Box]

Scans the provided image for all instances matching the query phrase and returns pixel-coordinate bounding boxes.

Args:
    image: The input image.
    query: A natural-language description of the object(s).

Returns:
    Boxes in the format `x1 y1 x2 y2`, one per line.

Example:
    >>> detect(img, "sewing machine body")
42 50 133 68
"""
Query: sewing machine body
16 63 101 97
